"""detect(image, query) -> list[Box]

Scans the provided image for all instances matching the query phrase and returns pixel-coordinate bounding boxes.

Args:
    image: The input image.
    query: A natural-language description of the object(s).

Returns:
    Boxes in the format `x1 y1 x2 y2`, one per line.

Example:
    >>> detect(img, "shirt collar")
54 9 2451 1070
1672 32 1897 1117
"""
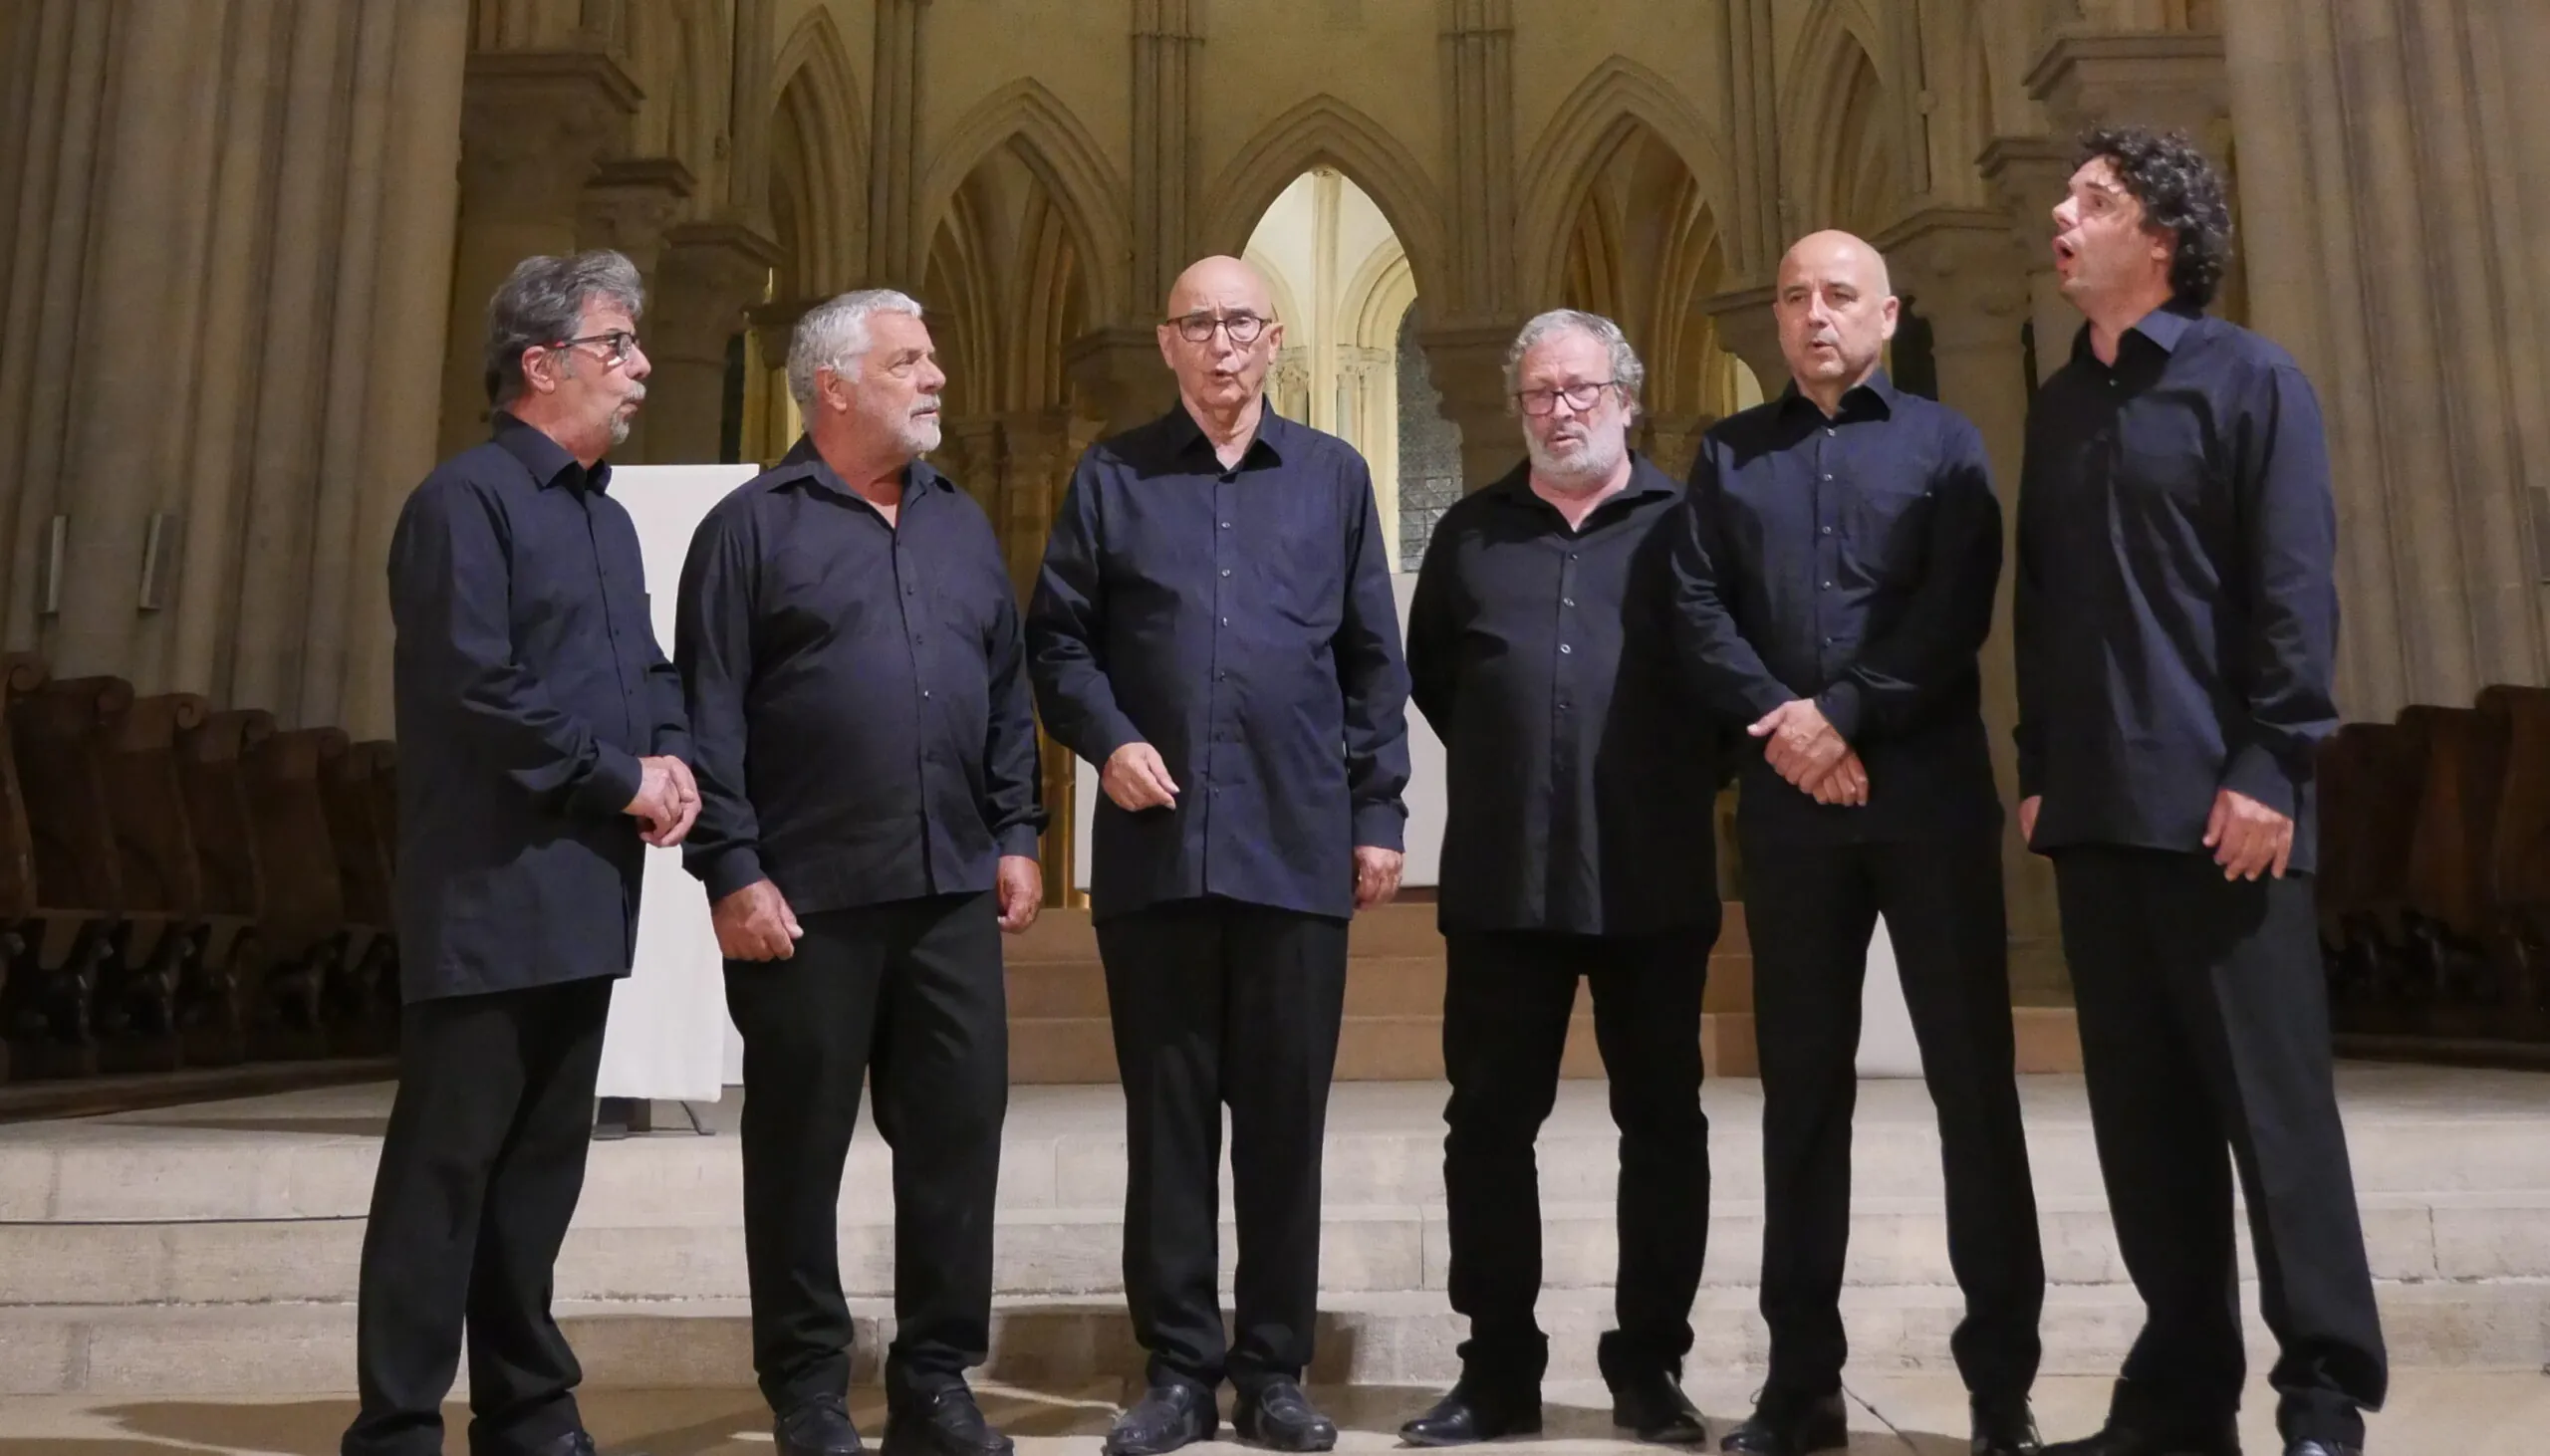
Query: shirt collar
1163 397 1288 469
2068 297 2205 364
770 433 948 505
1487 449 1679 516
492 412 608 493
1776 367 1902 423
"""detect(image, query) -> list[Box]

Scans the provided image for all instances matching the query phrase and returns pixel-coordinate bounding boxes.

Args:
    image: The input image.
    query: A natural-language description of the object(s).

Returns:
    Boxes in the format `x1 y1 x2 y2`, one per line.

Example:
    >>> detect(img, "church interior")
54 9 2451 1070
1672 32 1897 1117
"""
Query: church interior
2 0 2549 1450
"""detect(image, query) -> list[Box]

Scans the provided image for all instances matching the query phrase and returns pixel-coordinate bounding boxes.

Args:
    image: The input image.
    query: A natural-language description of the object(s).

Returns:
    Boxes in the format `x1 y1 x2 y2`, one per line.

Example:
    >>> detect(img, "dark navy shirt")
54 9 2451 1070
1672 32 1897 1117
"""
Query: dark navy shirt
1406 455 1718 936
1668 371 2004 843
674 437 1045 913
2015 303 2339 871
1027 403 1411 922
387 414 690 1001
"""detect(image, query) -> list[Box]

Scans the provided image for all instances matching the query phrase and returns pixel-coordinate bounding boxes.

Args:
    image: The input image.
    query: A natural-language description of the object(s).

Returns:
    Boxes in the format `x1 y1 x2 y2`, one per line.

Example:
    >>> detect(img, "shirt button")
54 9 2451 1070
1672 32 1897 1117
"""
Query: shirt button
1821 635 1835 646
1220 568 1231 578
1825 427 1836 437
922 689 932 698
1820 525 1833 535
1220 520 1231 529
1820 473 1833 482
1559 643 1573 655
1219 616 1229 626
1557 701 1572 711
1821 581 1833 590
1562 597 1575 607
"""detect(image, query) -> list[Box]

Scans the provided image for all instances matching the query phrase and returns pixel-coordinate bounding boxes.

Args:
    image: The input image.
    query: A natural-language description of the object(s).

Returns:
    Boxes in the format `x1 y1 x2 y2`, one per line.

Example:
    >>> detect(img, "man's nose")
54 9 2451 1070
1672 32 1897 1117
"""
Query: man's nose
624 343 652 380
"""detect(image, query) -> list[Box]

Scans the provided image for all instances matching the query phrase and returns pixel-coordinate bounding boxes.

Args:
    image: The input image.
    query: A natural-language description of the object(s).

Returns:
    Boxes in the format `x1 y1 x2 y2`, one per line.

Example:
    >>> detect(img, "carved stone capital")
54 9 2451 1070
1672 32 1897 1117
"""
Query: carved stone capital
649 220 782 364
577 155 695 269
2025 28 2228 136
1977 133 2075 247
1876 208 2032 354
458 49 642 220
1700 284 1786 397
1064 326 1176 437
1416 319 1530 492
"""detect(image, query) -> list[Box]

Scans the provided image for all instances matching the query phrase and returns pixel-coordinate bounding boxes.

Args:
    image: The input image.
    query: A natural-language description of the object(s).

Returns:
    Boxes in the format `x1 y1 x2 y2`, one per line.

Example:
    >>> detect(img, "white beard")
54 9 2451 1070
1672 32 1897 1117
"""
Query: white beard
1526 424 1625 487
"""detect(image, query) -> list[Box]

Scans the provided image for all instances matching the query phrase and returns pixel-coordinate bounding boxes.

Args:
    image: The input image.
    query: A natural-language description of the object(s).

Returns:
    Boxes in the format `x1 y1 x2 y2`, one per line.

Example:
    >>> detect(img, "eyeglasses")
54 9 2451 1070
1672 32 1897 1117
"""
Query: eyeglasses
1166 311 1269 345
1514 380 1620 416
549 330 641 369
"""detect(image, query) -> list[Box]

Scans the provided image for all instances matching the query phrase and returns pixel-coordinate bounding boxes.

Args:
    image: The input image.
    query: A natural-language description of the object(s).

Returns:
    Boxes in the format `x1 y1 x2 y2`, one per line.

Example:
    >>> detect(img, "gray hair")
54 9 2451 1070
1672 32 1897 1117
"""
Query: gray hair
788 288 927 408
1501 309 1646 408
483 250 644 406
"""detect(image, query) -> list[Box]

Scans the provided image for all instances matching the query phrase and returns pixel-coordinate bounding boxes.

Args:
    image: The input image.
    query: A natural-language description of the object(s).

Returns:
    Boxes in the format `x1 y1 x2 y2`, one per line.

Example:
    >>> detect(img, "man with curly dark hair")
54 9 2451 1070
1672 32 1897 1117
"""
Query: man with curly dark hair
2013 127 2388 1456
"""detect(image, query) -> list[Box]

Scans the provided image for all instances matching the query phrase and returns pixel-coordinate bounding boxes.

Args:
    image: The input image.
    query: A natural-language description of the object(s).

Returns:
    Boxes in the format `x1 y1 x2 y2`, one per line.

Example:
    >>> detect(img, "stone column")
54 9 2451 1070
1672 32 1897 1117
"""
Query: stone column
576 157 696 464
1064 327 1176 438
644 220 781 463
2224 0 2550 715
1700 285 1787 401
438 49 641 458
1437 0 1518 321
1977 135 2079 386
1716 0 1785 280
1640 411 1712 483
1414 321 1528 494
1129 0 1202 318
867 0 930 294
1879 207 2065 998
726 0 776 220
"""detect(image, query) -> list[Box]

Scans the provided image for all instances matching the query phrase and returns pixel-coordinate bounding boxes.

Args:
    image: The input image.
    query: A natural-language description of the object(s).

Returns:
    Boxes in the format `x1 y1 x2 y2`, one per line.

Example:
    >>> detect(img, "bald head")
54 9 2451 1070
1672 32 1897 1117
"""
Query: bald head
1158 254 1285 428
1773 229 1899 409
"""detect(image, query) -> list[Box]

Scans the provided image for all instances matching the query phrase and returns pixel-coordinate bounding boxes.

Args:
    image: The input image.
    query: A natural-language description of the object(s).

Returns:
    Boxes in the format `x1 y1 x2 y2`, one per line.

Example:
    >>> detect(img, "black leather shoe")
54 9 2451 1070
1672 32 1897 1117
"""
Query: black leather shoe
2040 1421 2240 1456
2285 1443 2358 1456
884 1385 1014 1456
1235 1377 1339 1452
1105 1383 1218 1456
776 1395 866 1456
518 1434 637 1456
1399 1381 1544 1446
1973 1395 2042 1455
1611 1370 1708 1446
1719 1389 1848 1455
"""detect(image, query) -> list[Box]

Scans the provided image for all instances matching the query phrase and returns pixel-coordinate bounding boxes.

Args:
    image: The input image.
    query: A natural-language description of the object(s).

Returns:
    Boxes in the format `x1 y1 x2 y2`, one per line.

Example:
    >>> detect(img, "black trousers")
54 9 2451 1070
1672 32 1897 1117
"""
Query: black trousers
1095 896 1351 1395
1440 921 1718 1388
725 891 1009 1414
2053 847 2387 1448
1738 828 2045 1404
344 976 614 1456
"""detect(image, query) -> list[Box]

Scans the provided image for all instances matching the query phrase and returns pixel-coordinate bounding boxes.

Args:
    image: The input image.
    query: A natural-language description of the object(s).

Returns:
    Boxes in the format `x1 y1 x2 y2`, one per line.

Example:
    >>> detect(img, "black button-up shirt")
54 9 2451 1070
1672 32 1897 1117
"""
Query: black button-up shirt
1406 454 1717 936
2015 302 2339 871
674 438 1046 912
1668 371 2004 843
387 414 689 1001
1028 404 1411 922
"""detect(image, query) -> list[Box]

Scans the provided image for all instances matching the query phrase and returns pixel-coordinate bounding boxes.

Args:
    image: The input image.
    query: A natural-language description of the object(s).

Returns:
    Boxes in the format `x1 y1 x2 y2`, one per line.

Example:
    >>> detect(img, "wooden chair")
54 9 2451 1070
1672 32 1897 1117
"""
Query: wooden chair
0 658 124 1080
2399 702 2512 1021
242 726 350 1060
82 682 213 1073
172 708 274 1068
319 738 399 1054
2478 684 2550 1034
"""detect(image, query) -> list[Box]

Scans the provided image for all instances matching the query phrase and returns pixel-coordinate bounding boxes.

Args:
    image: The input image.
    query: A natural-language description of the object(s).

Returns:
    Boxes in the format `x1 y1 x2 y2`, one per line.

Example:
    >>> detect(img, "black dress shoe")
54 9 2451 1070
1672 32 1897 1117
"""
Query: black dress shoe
2285 1443 2358 1456
1719 1389 1848 1455
1235 1377 1339 1452
884 1385 1014 1456
2039 1421 2240 1456
1611 1370 1708 1446
1973 1395 2042 1455
1105 1383 1218 1456
519 1434 633 1456
776 1395 866 1456
1399 1381 1544 1446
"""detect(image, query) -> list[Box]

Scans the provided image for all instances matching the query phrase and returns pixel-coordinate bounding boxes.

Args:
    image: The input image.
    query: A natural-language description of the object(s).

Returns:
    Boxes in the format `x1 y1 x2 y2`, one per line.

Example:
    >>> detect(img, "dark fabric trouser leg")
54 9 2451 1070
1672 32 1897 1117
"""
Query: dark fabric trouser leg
868 892 1010 1404
345 977 613 1456
1440 931 1581 1385
1098 898 1348 1394
1738 833 1880 1403
2056 848 2388 1448
1866 834 2044 1402
727 906 892 1414
1586 921 1716 1387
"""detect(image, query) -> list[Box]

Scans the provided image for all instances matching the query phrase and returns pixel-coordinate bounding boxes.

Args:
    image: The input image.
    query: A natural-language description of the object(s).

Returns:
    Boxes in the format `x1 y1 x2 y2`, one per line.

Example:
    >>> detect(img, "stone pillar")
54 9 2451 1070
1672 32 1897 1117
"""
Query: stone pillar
1640 411 1712 483
1717 0 1786 280
867 0 930 293
2027 25 2229 139
1415 321 1528 494
439 49 641 458
577 157 696 464
1700 285 1787 401
1129 0 1202 318
2225 0 2550 716
726 0 776 220
1977 135 2080 386
1437 0 1518 321
644 221 780 463
1878 207 2065 998
1064 327 1177 439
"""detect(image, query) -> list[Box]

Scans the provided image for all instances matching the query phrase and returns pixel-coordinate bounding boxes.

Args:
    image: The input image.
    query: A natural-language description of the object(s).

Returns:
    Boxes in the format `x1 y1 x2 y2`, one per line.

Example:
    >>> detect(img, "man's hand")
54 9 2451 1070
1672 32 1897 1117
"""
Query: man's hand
2204 788 2294 880
713 879 802 961
1353 845 1404 911
1805 751 1869 807
996 854 1043 934
1101 741 1180 812
626 756 700 848
2019 795 2041 847
1750 699 1850 791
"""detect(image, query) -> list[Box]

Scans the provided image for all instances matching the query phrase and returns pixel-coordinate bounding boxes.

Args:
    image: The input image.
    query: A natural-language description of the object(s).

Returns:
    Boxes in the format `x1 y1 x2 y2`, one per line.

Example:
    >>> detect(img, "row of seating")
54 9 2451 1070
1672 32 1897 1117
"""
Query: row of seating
2317 684 2550 1044
0 653 399 1082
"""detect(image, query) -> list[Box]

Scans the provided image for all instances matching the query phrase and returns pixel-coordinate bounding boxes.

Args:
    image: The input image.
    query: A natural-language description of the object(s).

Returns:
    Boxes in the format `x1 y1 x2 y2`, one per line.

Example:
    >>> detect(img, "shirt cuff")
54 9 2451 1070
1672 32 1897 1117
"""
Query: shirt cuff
2220 742 2299 818
574 744 645 819
996 823 1044 859
1816 681 1864 742
694 844 769 902
1352 800 1407 852
652 728 695 765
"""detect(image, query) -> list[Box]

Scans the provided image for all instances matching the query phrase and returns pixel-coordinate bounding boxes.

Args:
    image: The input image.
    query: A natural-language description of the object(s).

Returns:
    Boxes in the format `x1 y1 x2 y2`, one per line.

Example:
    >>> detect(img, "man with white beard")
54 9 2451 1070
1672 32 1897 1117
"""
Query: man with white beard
1400 310 1722 1447
676 289 1046 1456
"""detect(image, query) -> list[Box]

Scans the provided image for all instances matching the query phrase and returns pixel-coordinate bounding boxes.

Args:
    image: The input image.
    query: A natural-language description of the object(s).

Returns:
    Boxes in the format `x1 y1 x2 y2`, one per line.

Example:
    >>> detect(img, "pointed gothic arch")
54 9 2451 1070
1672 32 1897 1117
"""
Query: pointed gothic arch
916 79 1131 327
769 7 866 301
1517 56 1732 303
1197 95 1451 314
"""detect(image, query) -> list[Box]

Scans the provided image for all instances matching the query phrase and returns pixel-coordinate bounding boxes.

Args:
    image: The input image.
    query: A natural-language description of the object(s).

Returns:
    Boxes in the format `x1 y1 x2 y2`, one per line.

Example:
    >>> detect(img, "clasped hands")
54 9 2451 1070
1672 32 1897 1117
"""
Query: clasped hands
1103 740 1402 910
1750 698 1867 807
624 755 701 847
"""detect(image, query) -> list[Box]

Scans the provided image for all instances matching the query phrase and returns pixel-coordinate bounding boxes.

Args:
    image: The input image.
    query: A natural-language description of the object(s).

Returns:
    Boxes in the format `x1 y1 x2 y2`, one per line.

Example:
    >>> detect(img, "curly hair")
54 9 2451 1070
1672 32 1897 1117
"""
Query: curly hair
2076 126 2234 308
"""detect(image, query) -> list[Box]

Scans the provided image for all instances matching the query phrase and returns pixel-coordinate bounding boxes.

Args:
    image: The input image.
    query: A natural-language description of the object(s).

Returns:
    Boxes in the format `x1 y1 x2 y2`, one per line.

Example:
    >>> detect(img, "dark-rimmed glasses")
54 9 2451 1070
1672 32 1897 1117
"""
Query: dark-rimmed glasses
549 330 641 369
1166 311 1269 346
1514 380 1620 416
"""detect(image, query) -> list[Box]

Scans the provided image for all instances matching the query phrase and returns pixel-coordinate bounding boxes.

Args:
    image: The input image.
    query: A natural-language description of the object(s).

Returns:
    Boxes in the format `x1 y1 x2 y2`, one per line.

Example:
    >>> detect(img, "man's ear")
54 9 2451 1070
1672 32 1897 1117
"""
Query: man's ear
1879 295 1901 343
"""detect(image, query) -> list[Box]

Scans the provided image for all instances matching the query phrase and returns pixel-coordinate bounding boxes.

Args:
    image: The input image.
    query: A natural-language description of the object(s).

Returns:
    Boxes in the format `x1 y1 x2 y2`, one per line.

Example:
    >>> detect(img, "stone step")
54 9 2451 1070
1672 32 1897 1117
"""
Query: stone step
4 1192 2540 1308
5 1280 2539 1397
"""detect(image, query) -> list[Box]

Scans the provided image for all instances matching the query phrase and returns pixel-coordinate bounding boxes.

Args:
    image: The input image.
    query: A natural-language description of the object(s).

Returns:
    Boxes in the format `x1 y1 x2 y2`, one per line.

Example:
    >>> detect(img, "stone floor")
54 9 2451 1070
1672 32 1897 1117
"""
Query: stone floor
0 1372 2542 1455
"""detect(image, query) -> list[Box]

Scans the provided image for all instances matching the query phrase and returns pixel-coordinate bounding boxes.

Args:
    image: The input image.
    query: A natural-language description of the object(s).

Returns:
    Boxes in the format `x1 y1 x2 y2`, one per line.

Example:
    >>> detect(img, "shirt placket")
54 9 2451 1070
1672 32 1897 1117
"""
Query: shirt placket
1549 538 1584 910
576 485 642 749
1813 422 1843 679
888 509 939 891
1204 471 1239 844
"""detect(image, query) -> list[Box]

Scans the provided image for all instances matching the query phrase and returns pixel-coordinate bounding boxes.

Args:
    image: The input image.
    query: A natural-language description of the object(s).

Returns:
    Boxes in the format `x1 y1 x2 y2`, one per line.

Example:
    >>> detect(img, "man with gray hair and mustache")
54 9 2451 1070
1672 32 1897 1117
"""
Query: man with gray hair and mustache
352 249 696 1456
1400 309 1721 1448
676 289 1045 1456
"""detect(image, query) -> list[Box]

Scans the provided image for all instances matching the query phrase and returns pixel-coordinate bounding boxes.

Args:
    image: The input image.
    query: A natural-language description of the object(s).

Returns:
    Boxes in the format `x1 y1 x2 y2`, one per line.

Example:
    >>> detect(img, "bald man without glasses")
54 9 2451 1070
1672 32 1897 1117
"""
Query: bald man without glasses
1028 256 1411 1456
1667 231 2045 1456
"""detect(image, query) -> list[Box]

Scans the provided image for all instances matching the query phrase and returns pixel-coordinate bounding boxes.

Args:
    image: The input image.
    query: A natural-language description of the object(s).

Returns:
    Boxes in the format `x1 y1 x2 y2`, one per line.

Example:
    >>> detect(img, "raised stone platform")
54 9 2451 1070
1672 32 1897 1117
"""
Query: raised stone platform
1 1068 2542 1400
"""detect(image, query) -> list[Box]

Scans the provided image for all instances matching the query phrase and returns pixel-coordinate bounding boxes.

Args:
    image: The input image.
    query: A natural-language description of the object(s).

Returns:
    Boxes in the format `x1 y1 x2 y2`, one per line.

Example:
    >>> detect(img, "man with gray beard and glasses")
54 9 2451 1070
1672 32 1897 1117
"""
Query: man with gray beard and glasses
1400 310 1721 1449
351 249 698 1456
677 289 1045 1456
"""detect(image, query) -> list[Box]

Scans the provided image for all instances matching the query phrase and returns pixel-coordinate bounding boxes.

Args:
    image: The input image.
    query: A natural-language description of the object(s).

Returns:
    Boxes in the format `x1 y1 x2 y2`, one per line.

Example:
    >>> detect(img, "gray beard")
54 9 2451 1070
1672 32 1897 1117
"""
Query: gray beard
1526 428 1624 488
